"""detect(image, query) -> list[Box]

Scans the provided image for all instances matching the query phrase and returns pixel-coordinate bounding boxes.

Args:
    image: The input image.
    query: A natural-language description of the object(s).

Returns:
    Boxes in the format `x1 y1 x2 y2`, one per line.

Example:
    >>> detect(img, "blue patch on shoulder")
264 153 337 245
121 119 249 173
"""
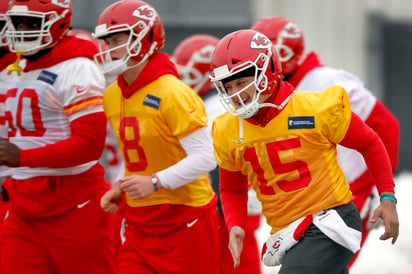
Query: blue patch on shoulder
288 116 315 129
143 94 161 109
37 70 58 85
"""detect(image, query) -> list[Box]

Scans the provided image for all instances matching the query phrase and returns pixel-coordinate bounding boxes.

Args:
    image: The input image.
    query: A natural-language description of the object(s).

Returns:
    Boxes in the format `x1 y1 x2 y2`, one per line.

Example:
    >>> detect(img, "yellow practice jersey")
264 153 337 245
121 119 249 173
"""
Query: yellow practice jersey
104 74 215 207
213 85 353 233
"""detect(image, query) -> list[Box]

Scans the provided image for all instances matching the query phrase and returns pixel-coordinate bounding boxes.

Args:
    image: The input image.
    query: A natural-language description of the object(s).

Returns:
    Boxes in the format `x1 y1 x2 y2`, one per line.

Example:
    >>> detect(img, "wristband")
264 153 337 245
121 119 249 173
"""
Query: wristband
380 194 397 204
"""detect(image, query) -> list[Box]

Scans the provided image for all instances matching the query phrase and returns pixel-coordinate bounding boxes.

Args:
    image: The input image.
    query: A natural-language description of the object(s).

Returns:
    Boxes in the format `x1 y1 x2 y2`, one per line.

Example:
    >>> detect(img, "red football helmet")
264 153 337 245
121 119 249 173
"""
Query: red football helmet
173 34 219 96
93 0 165 74
251 16 304 76
210 29 282 118
6 0 72 55
0 0 9 47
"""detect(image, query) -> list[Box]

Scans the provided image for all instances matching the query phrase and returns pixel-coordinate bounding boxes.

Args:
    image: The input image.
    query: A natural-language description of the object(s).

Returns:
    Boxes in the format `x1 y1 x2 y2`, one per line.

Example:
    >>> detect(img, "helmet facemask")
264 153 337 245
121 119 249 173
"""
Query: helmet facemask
6 9 69 55
175 44 215 93
274 44 294 63
94 17 157 76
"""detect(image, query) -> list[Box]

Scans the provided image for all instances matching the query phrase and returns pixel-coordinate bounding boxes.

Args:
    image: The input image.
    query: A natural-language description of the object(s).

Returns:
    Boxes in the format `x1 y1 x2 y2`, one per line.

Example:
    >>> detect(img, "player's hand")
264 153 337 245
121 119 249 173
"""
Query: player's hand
119 175 154 200
228 226 245 268
100 182 124 213
0 138 20 167
369 193 399 244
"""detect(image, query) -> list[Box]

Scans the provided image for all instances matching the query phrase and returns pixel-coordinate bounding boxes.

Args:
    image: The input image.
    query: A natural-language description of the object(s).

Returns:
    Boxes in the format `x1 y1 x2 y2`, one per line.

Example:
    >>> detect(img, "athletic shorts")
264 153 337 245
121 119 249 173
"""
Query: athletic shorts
0 191 115 274
279 202 361 274
117 206 219 274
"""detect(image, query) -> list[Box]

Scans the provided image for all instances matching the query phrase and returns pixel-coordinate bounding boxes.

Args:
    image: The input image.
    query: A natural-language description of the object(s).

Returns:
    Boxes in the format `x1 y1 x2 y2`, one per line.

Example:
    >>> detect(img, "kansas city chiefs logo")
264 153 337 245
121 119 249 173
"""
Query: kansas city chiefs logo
133 5 156 21
197 45 215 62
250 32 270 49
51 0 71 9
281 22 302 39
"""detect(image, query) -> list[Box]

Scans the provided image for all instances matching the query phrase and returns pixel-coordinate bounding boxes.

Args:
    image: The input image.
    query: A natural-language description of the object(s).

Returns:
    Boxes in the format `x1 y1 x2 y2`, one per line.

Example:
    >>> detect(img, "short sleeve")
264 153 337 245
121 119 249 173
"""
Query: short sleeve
212 115 238 171
316 85 352 144
57 58 105 121
161 80 208 140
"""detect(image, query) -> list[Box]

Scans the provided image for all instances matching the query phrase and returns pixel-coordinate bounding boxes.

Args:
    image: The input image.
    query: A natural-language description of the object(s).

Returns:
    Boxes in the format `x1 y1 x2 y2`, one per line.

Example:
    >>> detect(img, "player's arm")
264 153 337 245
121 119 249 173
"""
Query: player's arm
220 167 249 230
339 111 394 193
155 127 217 189
220 167 249 268
19 112 107 168
339 111 399 244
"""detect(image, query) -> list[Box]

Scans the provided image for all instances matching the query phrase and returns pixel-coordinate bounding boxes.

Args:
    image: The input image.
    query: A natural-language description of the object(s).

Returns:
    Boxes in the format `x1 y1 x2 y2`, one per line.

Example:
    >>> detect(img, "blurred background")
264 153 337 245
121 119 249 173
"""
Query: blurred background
72 0 412 173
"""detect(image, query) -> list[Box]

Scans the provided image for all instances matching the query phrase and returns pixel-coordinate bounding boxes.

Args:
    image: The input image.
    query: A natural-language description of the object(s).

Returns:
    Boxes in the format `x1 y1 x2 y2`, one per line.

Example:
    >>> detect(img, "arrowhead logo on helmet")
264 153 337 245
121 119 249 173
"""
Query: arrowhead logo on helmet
282 22 302 39
93 0 165 75
251 33 270 49
51 0 71 9
133 5 156 21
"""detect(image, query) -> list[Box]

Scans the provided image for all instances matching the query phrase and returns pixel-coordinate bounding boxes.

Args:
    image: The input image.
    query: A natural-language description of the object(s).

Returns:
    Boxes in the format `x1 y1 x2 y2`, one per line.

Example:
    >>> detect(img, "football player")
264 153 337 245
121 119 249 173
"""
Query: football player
210 29 398 274
0 0 115 273
94 1 219 273
251 16 400 268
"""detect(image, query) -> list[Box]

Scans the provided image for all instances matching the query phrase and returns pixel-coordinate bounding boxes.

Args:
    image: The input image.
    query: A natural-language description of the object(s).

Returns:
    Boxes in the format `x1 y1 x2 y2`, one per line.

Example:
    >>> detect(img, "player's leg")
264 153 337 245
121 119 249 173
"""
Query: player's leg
40 190 116 274
280 203 361 274
164 207 219 274
0 211 52 273
280 224 354 274
117 238 156 274
113 211 125 263
118 206 219 274
0 197 9 272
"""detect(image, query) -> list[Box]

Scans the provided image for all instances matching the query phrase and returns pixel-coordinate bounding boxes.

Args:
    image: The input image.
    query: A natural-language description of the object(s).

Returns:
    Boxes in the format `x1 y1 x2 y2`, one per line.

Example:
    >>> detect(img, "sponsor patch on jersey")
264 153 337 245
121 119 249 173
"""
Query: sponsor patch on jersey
143 94 161 109
288 116 315 129
37 70 58 85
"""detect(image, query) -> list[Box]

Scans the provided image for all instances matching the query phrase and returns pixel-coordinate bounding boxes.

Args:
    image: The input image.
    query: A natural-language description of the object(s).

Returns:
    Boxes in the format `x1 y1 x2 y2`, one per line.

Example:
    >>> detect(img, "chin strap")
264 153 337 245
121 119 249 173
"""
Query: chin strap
7 49 23 76
259 93 294 110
